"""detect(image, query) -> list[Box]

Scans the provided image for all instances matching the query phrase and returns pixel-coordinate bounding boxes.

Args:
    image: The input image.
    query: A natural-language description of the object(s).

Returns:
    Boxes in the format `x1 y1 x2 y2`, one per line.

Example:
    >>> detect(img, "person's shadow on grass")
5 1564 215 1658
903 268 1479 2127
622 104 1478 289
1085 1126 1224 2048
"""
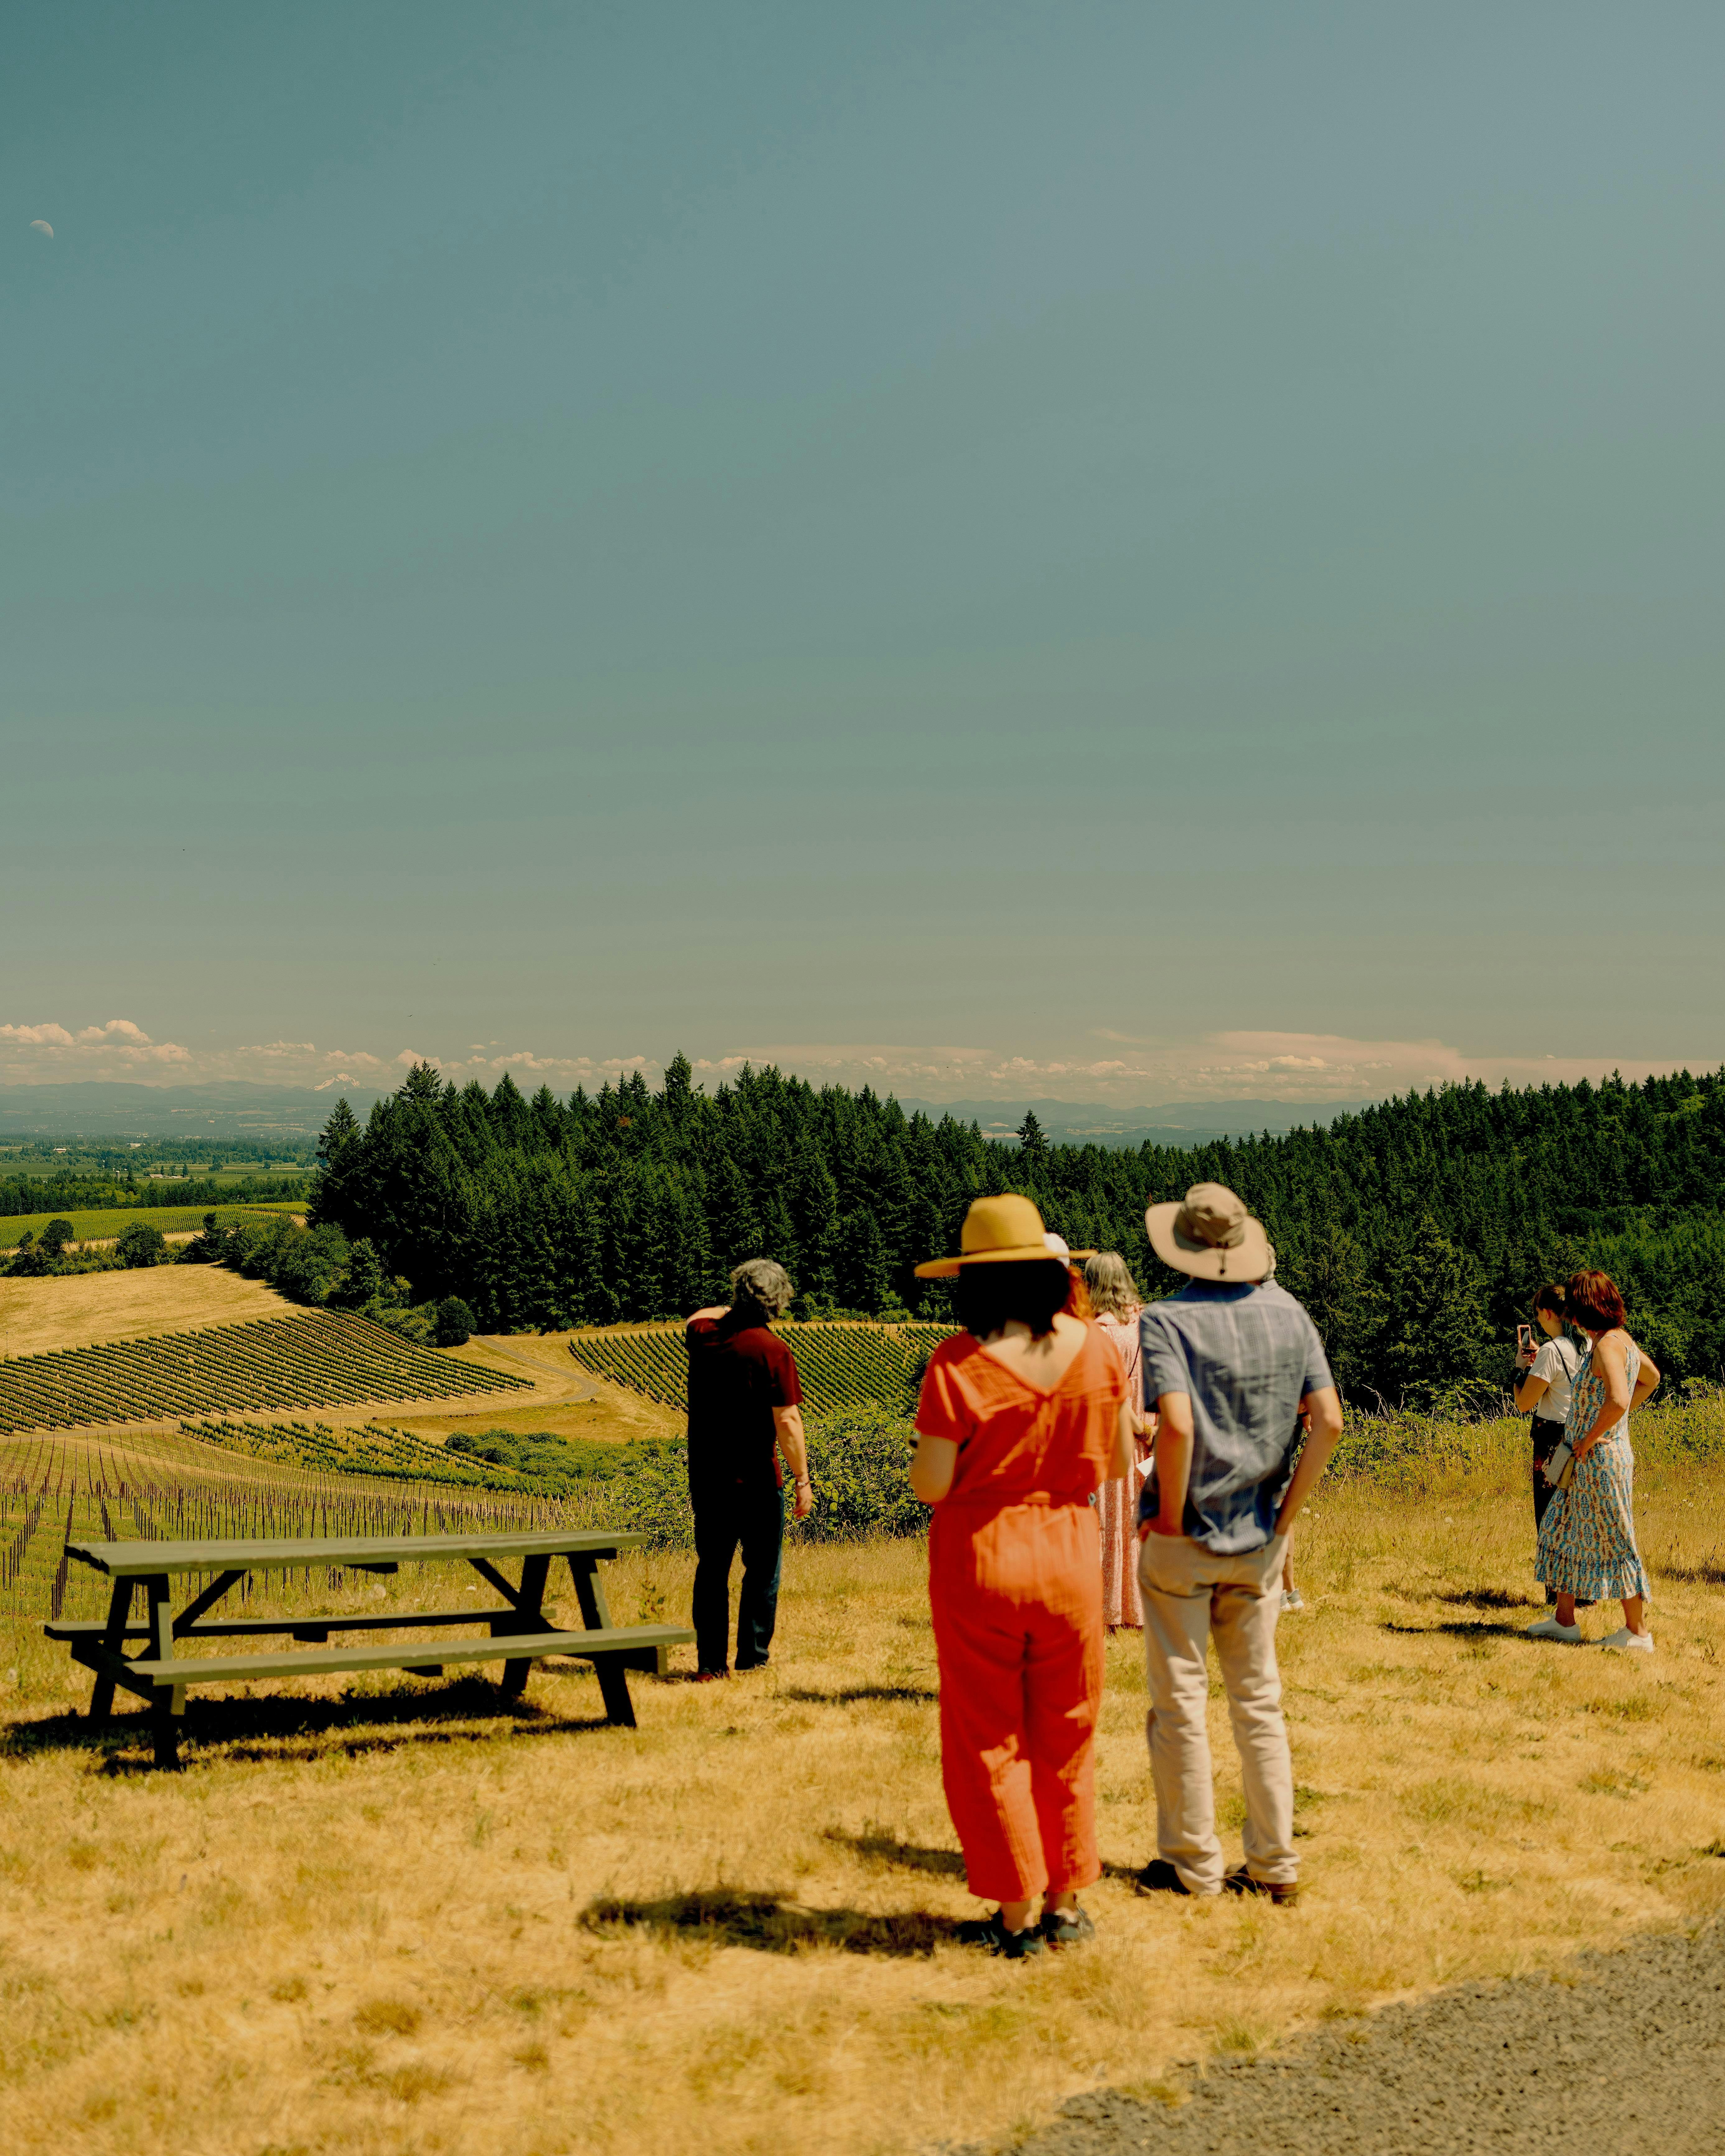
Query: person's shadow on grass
582 1886 962 1957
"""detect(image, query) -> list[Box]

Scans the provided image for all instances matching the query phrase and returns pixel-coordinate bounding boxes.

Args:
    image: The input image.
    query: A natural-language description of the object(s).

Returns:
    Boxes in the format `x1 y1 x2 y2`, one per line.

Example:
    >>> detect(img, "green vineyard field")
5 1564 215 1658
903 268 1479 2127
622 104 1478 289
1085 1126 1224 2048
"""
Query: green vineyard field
180 1416 537 1491
0 1310 530 1434
568 1320 956 1417
0 1429 588 1629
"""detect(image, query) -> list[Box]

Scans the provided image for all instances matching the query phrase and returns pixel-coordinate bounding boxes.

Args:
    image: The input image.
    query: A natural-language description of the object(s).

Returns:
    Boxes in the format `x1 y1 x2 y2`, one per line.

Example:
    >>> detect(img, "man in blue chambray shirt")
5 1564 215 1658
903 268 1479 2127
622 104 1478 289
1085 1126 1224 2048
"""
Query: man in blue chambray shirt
1135 1184 1342 1903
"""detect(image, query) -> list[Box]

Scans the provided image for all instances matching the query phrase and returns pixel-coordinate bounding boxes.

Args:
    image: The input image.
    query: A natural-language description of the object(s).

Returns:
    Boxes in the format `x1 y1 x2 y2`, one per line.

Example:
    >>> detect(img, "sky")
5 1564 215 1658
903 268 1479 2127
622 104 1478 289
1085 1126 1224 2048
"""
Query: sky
4 2 1722 1108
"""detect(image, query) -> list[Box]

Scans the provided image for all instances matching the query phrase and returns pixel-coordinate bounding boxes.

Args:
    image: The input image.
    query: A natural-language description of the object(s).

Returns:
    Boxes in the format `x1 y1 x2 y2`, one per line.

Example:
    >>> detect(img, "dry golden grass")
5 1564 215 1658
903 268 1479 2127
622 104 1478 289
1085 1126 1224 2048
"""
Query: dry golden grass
0 1266 293 1357
2 1413 1724 2156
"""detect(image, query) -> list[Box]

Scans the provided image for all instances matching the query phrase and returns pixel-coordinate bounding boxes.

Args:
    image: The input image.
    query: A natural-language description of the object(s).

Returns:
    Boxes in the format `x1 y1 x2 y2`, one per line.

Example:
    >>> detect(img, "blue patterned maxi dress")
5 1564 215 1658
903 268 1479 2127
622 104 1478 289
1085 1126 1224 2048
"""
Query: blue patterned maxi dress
1535 1338 1650 1603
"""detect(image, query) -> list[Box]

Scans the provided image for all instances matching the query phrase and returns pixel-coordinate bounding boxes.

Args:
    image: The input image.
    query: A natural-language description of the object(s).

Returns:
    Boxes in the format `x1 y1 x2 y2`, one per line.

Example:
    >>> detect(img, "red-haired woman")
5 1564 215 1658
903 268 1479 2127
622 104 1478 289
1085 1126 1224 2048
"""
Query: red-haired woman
1529 1270 1660 1652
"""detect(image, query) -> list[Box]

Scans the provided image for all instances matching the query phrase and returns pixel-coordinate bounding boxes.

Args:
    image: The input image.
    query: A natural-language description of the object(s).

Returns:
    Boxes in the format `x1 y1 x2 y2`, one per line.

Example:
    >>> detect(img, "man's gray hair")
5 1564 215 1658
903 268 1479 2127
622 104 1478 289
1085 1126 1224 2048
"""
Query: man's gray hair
730 1257 795 1320
1083 1251 1142 1321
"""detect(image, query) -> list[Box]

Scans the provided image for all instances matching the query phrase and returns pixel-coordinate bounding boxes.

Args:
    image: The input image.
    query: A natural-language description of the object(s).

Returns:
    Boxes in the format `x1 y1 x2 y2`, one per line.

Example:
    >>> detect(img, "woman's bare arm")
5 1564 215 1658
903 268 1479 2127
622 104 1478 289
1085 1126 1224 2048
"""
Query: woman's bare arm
1513 1370 1550 1414
1629 1346 1660 1411
1574 1334 1633 1457
1109 1398 1135 1482
910 1434 959 1505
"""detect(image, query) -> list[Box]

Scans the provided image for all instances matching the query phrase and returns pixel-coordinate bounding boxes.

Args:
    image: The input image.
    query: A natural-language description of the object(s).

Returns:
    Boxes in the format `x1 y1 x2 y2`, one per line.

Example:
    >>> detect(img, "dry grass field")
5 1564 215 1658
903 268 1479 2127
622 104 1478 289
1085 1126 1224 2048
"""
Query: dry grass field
0 1266 295 1356
2 1408 1724 2156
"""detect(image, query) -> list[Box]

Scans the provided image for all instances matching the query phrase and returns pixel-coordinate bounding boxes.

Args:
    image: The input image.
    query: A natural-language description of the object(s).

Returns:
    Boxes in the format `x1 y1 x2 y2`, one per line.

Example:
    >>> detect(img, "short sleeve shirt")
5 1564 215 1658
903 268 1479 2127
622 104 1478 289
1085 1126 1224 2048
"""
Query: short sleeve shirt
916 1325 1125 1513
685 1314 802 1496
1529 1336 1580 1423
1138 1280 1335 1553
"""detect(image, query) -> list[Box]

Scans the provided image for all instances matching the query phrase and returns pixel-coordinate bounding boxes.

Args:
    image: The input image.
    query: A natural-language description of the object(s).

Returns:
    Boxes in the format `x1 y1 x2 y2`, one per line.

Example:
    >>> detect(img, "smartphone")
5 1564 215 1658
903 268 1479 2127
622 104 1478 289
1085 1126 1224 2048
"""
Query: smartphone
1516 1323 1532 1352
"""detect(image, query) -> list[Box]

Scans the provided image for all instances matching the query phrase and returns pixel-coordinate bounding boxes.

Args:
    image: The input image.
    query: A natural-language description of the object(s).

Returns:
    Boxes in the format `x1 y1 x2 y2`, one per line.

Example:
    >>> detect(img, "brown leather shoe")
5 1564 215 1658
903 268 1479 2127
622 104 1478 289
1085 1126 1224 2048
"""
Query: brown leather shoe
1223 1866 1298 1906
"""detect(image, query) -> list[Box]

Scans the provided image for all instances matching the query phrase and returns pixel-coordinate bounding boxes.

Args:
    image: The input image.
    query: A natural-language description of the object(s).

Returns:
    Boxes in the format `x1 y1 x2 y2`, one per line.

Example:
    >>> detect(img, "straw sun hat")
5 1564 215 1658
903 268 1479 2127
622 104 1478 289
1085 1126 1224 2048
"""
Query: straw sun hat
1144 1182 1271 1283
914 1194 1096 1280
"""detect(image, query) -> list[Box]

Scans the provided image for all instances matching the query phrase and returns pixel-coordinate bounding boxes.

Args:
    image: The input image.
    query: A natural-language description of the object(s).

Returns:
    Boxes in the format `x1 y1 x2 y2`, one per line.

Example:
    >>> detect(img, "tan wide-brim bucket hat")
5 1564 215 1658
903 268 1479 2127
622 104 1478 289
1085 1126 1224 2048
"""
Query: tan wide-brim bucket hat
1145 1182 1271 1284
915 1193 1096 1279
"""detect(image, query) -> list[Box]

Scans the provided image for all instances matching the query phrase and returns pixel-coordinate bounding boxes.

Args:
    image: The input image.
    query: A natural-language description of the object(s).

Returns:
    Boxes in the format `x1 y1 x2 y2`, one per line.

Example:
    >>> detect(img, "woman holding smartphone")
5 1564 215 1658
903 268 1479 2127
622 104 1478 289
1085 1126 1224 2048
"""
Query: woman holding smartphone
1513 1283 1581 1536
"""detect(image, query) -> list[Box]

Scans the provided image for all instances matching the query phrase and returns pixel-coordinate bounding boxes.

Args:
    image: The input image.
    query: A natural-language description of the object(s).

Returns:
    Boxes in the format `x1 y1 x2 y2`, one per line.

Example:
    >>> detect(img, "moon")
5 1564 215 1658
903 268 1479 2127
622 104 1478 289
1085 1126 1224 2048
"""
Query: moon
29 220 52 237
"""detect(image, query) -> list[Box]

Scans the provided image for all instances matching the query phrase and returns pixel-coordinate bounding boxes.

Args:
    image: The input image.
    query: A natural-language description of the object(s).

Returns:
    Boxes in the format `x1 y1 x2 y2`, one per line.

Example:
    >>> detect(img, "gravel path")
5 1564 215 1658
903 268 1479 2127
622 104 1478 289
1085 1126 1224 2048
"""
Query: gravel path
999 1923 1725 2156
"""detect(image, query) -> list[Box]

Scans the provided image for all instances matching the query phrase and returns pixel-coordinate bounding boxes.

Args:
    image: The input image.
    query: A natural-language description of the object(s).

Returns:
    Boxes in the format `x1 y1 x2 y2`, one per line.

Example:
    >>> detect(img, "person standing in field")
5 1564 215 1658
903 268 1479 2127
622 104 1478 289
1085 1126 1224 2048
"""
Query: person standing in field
1084 1251 1154 1631
1514 1282 1583 1536
1136 1185 1343 1903
911 1197 1133 1959
684 1259 813 1680
1529 1268 1660 1652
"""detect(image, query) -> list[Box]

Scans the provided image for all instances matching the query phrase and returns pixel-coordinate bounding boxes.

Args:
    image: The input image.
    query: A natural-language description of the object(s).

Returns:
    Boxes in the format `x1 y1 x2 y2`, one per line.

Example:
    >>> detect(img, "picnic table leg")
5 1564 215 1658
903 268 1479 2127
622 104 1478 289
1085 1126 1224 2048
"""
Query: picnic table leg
87 1577 135 1724
569 1556 636 1729
146 1576 183 1770
499 1554 550 1699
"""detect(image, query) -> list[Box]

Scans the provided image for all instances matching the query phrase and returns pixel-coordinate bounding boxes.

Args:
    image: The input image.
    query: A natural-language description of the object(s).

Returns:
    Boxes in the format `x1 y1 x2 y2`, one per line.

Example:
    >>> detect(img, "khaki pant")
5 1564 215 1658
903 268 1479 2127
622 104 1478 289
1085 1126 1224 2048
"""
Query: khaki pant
1137 1532 1295 1894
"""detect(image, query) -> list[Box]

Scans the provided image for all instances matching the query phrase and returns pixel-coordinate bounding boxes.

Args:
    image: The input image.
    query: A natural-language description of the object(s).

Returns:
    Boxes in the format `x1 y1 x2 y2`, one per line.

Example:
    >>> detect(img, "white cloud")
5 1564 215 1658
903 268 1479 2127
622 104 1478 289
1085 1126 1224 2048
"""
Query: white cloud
0 1016 190 1073
0 1018 1700 1109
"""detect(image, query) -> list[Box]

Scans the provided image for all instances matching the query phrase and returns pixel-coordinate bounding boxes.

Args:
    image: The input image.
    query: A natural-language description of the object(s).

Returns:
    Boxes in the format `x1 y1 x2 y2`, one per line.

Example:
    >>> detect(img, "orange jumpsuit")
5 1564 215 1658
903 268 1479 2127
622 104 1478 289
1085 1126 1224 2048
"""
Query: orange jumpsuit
917 1328 1125 1903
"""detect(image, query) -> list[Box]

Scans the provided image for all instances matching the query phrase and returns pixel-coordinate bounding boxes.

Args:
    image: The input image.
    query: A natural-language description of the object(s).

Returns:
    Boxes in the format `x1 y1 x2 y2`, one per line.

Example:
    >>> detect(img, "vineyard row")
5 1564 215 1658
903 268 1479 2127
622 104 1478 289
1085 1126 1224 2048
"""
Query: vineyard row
0 1310 530 1433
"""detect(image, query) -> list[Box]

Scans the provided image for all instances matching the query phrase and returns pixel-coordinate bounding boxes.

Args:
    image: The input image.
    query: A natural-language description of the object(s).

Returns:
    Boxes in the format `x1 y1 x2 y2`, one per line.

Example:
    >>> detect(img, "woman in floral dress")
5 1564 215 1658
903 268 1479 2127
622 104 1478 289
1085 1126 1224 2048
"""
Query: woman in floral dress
1529 1269 1661 1654
1083 1252 1154 1629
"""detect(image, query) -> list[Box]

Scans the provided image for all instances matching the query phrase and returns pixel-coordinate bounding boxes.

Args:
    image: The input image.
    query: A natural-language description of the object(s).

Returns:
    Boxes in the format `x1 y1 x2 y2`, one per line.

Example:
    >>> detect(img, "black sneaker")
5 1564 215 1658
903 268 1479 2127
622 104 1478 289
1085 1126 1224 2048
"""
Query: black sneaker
1222 1866 1299 1906
1137 1859 1195 1896
1040 1902 1095 1948
957 1910 1046 1960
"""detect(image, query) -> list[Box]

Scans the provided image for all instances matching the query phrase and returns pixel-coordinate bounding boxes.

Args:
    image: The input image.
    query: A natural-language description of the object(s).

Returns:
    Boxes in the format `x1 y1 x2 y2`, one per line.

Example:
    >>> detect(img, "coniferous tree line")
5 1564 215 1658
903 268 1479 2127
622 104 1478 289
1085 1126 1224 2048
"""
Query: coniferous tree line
308 1057 1725 1406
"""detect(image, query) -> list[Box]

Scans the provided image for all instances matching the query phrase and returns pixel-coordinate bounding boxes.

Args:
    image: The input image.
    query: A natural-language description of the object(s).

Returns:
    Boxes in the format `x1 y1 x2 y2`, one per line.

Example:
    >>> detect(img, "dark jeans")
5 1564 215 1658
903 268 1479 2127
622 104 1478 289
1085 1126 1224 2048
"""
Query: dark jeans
1530 1415 1567 1534
691 1483 784 1673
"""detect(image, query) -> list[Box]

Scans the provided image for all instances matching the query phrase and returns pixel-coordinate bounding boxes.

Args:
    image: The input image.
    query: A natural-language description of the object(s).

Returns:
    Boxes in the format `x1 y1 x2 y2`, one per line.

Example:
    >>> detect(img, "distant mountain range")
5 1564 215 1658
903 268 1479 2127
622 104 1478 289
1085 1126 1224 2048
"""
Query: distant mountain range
0 1080 1384 1150
895 1096 1384 1150
0 1082 388 1138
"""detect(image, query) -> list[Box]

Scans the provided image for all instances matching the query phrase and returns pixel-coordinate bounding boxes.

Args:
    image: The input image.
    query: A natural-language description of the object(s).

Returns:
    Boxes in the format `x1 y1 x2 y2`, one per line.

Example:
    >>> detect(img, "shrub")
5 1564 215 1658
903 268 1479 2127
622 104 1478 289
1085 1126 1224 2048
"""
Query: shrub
375 1304 436 1346
114 1221 167 1269
579 1412 924 1551
436 1296 477 1347
39 1219 76 1260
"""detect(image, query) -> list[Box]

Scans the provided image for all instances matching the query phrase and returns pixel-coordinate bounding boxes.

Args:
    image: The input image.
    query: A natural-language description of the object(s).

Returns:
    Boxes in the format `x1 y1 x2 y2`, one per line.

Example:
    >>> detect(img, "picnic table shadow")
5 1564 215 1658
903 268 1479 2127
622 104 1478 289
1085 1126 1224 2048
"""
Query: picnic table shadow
3 1673 619 1774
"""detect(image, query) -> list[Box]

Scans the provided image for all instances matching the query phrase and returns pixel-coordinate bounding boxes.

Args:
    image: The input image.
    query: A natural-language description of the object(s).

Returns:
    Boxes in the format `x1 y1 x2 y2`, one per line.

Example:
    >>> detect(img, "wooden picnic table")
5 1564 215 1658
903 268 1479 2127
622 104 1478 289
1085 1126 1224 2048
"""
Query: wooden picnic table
47 1527 692 1767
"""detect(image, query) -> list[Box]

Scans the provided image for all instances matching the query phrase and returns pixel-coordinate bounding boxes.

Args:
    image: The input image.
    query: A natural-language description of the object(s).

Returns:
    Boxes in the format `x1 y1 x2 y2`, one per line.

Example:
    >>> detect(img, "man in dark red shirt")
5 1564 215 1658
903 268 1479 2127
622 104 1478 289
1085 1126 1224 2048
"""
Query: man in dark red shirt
685 1258 813 1677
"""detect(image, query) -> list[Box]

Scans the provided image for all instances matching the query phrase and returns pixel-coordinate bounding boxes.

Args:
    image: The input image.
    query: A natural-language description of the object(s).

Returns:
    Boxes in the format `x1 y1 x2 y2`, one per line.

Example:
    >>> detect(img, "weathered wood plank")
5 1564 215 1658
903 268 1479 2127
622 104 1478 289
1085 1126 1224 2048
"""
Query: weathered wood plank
121 1622 690 1687
48 1608 529 1642
65 1528 643 1579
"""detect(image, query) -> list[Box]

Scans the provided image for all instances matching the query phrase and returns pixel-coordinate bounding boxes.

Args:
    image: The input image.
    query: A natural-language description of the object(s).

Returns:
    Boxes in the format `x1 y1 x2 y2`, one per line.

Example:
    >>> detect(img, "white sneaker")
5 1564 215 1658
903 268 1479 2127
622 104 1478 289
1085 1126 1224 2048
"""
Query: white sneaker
1524 1616 1583 1641
1598 1627 1654 1654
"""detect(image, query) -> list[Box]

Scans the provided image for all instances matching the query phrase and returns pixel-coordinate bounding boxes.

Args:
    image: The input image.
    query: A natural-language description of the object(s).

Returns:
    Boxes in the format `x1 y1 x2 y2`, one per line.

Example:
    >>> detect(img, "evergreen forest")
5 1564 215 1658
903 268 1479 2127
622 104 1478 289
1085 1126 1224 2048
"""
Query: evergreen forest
307 1059 1725 1407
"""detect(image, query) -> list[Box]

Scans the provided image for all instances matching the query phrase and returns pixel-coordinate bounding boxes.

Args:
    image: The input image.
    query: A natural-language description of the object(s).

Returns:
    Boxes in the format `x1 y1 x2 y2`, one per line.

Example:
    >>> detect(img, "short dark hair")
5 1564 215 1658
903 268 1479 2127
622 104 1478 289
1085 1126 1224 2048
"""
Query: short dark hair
1565 1269 1626 1332
1532 1281 1567 1318
955 1258 1071 1342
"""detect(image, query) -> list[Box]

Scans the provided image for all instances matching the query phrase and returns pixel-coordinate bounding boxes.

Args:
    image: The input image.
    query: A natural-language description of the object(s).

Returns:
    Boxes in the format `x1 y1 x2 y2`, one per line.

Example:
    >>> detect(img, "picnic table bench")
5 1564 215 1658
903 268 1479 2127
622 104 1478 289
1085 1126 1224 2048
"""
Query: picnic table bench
47 1527 692 1767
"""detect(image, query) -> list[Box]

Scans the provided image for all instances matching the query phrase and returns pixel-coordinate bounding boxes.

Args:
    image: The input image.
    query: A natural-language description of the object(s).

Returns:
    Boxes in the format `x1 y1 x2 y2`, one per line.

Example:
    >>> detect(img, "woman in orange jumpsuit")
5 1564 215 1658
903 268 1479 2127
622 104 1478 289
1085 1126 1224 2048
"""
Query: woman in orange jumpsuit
912 1196 1133 1958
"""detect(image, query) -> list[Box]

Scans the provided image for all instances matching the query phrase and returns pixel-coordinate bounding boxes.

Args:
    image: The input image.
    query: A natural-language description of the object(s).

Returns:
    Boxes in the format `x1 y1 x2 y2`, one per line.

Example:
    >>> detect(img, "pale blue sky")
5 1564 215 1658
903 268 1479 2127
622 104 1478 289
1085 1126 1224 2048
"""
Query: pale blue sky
5 3 1722 1104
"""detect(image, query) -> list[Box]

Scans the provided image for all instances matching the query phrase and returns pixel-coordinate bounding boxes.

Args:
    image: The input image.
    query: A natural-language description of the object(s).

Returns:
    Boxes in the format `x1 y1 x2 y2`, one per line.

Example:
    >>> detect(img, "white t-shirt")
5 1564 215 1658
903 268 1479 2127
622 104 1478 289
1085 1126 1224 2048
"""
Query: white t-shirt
1529 1335 1580 1423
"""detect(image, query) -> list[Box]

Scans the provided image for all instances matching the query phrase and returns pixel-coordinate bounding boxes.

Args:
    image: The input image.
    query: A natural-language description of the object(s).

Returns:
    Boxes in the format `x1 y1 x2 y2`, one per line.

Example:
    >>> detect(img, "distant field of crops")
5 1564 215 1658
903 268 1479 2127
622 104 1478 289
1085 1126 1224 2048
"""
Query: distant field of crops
181 1416 532 1491
569 1320 956 1417
0 1310 530 1434
0 1430 588 1630
2 1202 302 1245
